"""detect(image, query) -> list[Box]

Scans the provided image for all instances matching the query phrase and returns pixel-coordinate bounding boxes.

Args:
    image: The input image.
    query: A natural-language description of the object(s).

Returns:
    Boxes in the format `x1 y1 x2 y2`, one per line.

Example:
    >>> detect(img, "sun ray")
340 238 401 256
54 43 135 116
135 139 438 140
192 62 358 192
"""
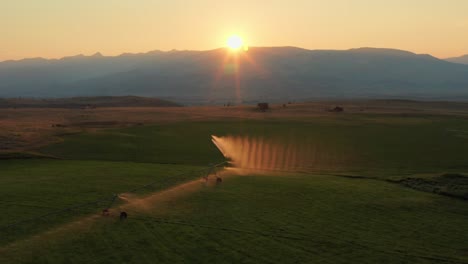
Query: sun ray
210 35 273 109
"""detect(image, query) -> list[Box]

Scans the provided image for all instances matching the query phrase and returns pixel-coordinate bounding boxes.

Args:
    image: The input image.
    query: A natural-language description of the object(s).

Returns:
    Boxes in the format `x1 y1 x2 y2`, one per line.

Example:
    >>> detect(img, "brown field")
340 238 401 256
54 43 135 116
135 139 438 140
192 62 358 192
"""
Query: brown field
3 100 468 153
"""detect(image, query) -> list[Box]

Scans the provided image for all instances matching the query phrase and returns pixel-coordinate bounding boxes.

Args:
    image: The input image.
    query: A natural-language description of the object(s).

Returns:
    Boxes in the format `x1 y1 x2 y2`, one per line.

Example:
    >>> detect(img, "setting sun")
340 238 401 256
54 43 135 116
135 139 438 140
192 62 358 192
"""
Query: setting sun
227 35 244 50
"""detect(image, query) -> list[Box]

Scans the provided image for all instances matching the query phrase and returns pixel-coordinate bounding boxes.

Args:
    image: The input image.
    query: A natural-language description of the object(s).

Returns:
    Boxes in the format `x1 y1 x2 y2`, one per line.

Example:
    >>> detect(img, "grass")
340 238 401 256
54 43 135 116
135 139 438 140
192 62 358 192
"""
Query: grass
0 160 205 244
2 111 468 263
1 174 467 263
41 115 468 174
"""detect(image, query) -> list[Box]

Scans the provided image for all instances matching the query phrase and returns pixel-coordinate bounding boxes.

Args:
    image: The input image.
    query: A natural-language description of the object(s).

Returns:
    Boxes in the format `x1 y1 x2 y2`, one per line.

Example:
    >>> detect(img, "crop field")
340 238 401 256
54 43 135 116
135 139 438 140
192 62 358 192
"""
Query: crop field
1 101 468 263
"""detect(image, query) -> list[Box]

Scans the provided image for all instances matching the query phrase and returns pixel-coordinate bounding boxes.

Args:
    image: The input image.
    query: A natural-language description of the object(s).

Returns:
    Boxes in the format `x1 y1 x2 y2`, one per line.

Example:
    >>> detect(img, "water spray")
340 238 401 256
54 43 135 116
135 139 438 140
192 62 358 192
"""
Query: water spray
212 135 310 172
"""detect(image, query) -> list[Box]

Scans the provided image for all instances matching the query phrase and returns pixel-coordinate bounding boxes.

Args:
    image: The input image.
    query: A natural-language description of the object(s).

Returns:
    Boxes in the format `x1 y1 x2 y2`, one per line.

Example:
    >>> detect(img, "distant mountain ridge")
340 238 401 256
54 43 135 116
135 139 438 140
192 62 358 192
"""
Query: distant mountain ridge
0 96 180 108
1 47 468 102
445 54 468 65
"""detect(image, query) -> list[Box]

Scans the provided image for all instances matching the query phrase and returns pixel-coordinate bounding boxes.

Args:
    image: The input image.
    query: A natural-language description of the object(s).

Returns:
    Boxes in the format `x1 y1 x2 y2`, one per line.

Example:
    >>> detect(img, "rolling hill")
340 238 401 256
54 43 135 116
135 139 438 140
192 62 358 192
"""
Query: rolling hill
2 47 468 102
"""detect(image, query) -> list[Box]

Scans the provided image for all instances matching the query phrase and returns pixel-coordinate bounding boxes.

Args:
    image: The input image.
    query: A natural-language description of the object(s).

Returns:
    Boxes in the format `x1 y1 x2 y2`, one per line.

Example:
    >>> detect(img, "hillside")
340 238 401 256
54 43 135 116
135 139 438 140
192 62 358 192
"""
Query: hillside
445 54 468 65
2 47 468 102
0 96 181 108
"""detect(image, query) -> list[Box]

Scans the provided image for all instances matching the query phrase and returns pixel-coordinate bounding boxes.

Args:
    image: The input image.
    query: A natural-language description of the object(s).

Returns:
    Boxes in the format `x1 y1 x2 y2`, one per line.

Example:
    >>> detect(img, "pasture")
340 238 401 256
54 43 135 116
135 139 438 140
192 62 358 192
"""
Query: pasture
1 101 468 263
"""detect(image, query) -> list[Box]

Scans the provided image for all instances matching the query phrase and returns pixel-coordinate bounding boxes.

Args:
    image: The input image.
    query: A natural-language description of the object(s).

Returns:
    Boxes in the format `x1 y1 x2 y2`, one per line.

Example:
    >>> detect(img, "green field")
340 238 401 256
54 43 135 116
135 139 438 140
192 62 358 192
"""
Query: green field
41 115 468 173
0 160 206 245
2 112 468 263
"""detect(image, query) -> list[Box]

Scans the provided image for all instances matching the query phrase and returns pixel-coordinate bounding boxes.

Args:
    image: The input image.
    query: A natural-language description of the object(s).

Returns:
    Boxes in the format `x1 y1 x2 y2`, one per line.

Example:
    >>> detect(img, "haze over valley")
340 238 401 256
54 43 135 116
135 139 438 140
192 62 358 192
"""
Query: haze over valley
3 47 468 103
3 1 468 263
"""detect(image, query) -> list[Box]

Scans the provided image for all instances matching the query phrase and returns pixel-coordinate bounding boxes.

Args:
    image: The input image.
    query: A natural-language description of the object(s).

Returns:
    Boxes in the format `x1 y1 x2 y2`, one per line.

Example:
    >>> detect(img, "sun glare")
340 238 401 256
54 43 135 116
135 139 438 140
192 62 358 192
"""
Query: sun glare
227 35 244 50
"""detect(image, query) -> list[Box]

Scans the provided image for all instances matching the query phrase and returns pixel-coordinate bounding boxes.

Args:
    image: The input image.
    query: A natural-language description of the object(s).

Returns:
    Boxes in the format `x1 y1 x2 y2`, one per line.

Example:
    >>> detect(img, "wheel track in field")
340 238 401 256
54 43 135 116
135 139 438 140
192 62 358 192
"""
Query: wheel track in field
0 174 226 255
1 170 467 263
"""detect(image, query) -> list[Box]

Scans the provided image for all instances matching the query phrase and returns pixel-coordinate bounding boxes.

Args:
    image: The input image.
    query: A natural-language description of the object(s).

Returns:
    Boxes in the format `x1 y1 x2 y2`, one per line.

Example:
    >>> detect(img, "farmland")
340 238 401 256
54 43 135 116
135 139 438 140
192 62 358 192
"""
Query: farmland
1 101 468 263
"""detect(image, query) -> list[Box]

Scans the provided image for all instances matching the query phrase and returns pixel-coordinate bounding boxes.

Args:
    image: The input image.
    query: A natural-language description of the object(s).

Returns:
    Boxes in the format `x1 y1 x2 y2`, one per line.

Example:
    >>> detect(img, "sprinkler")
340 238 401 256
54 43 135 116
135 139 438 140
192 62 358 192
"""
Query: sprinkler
102 194 118 217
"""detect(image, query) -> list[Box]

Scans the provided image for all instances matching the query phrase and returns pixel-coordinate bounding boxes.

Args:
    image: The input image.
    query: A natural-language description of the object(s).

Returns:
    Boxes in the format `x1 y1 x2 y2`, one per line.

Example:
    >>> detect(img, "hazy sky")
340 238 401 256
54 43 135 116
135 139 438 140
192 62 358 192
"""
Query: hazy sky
1 0 468 60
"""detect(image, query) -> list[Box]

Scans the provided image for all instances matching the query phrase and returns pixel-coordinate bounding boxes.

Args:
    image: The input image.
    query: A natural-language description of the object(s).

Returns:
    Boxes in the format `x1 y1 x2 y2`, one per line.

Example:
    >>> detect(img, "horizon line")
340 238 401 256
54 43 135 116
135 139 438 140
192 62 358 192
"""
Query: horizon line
1 46 466 63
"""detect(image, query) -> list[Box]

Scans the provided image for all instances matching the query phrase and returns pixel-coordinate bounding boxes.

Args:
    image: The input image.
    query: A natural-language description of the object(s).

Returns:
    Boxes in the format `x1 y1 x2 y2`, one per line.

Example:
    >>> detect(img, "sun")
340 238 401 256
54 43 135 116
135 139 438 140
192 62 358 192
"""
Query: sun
227 35 244 50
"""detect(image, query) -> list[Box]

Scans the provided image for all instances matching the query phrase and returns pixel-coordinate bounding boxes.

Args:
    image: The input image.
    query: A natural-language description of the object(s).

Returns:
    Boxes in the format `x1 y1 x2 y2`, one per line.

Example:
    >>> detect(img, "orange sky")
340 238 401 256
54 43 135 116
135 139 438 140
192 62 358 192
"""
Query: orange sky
1 0 468 61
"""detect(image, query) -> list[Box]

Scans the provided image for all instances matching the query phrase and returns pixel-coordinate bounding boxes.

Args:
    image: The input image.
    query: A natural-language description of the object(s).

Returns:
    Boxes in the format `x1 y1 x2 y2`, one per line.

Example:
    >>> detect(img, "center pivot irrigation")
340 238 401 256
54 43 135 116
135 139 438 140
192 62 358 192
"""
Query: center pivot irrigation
212 135 310 171
0 161 228 234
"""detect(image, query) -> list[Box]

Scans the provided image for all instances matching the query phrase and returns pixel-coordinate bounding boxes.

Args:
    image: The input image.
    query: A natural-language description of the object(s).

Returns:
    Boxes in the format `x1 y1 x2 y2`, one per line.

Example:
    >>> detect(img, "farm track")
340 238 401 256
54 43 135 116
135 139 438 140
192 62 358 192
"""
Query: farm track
0 172 223 253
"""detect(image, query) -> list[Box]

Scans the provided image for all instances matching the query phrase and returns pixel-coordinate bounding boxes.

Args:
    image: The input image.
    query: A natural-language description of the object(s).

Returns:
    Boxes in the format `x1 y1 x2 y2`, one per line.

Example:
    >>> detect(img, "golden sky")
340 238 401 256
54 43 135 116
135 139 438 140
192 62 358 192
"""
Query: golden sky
1 0 468 60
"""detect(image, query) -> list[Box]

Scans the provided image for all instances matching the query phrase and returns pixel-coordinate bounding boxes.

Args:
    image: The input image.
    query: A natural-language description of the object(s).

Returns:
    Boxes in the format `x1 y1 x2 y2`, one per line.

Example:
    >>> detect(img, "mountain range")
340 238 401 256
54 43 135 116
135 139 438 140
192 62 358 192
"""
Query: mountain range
445 55 468 65
1 47 468 103
0 96 180 108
